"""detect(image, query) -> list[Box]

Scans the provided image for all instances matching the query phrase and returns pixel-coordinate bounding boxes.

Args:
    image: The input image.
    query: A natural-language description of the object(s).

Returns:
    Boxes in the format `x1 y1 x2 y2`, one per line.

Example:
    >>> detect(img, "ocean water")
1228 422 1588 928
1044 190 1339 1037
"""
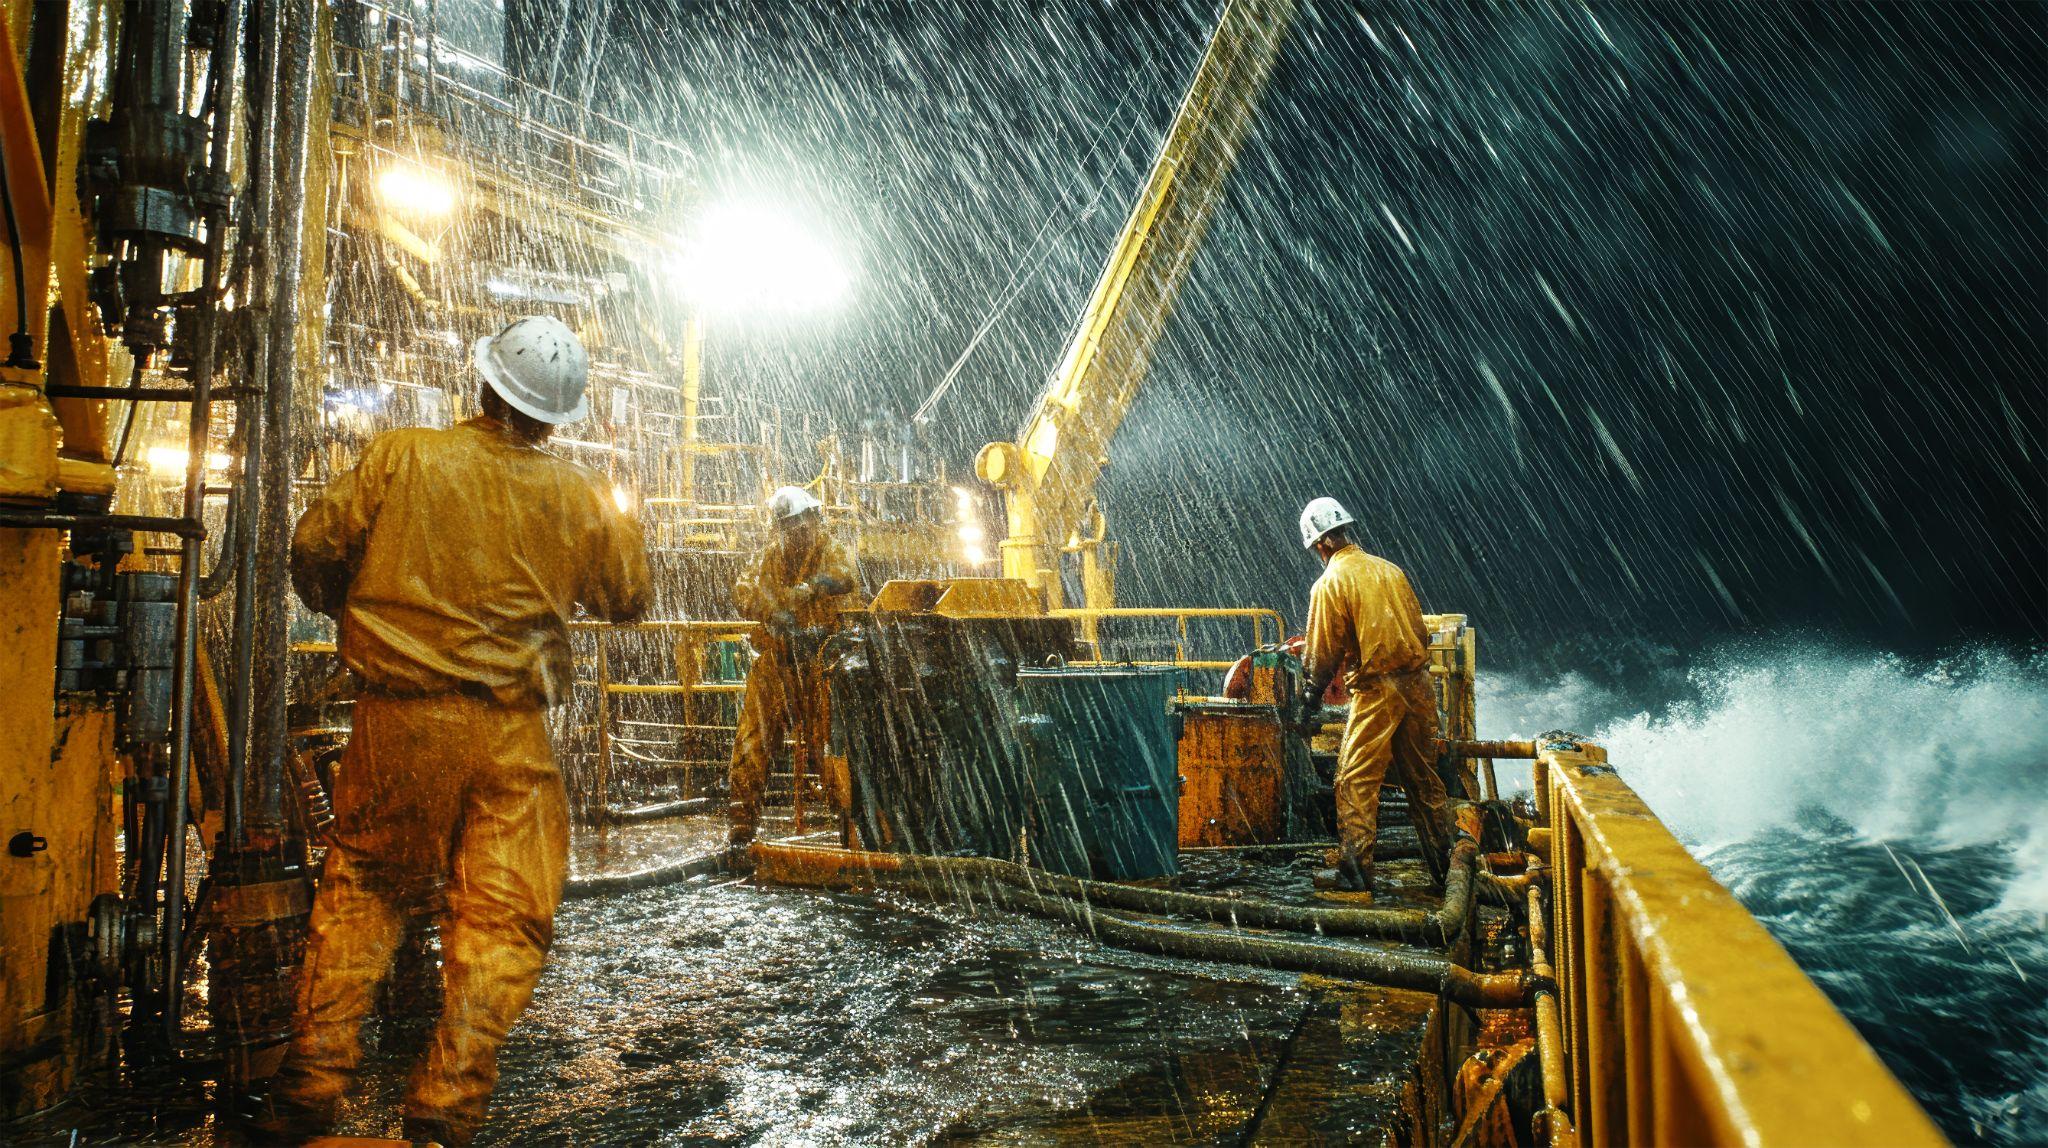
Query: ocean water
1481 642 2048 1145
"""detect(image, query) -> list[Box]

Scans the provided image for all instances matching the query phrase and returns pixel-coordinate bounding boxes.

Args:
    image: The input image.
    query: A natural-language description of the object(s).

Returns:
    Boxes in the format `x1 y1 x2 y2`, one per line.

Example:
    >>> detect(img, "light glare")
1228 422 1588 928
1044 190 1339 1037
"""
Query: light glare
377 165 457 217
145 445 232 476
673 201 848 314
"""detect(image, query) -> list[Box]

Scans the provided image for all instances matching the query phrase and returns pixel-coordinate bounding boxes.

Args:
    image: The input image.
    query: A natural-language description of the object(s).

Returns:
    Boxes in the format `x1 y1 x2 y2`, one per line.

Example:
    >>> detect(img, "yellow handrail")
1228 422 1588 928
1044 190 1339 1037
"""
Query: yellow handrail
1050 606 1284 669
1537 736 1943 1146
568 619 754 633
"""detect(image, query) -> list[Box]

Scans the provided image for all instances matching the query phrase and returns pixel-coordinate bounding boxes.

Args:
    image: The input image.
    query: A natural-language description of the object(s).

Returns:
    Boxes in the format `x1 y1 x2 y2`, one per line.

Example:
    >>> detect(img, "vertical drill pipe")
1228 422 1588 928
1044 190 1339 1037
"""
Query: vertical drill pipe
164 0 245 1039
248 0 322 832
226 0 283 846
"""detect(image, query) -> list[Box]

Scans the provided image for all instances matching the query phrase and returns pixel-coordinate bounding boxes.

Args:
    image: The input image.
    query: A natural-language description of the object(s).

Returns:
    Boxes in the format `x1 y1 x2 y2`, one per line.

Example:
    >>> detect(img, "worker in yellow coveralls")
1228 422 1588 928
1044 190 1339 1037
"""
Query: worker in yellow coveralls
1296 496 1453 900
727 485 858 847
269 316 650 1146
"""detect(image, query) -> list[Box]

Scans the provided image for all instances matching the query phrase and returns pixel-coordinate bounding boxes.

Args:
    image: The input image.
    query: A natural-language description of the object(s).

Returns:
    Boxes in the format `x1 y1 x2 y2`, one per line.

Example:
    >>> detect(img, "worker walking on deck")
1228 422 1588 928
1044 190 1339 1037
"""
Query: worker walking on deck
1295 497 1453 899
727 486 857 847
270 316 650 1146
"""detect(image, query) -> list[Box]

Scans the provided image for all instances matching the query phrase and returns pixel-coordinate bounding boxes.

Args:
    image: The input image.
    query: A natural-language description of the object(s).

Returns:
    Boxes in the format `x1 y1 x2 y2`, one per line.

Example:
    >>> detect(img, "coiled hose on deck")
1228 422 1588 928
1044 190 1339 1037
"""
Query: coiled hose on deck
890 842 1478 947
887 868 1531 1009
747 837 1532 1006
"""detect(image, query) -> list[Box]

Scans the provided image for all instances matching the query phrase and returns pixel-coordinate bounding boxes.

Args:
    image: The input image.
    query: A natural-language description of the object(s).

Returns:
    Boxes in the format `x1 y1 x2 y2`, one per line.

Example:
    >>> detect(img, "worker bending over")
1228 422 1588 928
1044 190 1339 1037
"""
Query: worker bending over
1296 496 1453 899
728 486 857 847
272 316 650 1146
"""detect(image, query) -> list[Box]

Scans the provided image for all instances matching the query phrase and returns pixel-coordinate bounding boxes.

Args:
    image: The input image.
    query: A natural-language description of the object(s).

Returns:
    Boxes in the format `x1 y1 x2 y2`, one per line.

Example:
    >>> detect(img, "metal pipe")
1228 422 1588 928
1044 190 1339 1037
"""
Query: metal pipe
163 0 246 1040
896 841 1479 947
195 481 239 599
224 0 282 848
0 509 203 537
1527 881 1579 1147
248 0 323 835
1442 738 1536 760
46 384 256 400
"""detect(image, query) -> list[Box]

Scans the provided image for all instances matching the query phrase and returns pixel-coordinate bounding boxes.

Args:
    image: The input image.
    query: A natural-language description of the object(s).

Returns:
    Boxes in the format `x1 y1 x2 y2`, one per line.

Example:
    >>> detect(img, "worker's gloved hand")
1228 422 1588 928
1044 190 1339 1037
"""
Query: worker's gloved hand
809 573 852 596
787 582 815 606
1294 684 1325 734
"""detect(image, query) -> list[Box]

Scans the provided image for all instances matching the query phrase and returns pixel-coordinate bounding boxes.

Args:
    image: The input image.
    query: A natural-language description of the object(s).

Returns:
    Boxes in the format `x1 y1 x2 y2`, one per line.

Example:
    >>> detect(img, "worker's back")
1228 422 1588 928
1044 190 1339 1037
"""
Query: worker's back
291 415 651 707
1305 544 1430 688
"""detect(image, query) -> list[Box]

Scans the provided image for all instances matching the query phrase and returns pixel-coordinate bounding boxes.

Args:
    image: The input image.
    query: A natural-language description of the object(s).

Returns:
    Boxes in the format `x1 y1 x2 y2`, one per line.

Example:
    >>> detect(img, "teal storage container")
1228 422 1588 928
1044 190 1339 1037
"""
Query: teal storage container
1014 666 1182 881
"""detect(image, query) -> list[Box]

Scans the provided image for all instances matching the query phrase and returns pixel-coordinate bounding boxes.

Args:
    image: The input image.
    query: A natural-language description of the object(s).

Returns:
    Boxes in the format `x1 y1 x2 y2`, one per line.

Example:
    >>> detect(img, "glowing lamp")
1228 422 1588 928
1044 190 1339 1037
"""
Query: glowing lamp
671 201 848 314
145 445 232 477
377 165 457 217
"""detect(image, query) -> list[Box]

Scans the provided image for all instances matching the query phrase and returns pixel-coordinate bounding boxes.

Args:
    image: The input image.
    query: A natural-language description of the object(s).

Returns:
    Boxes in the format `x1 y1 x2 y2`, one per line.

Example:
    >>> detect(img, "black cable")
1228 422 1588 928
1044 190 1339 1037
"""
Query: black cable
0 135 37 370
110 360 147 468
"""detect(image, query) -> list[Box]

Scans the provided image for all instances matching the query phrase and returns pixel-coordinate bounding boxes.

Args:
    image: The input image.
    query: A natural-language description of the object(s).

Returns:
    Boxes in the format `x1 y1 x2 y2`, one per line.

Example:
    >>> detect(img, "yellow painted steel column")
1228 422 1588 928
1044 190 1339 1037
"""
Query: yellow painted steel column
0 529 67 1116
1580 866 1620 1145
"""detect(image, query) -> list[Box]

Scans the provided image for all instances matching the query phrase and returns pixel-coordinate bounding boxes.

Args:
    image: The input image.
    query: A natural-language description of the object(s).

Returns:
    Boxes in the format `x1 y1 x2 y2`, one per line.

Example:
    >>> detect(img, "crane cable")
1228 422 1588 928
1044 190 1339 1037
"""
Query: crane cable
910 76 1160 428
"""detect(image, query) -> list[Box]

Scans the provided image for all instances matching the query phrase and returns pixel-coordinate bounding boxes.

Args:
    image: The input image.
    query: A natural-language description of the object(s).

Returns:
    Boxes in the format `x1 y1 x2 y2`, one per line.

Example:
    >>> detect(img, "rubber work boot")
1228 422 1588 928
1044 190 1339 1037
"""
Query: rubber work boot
403 1113 467 1146
239 1091 334 1145
1312 853 1374 903
726 805 757 849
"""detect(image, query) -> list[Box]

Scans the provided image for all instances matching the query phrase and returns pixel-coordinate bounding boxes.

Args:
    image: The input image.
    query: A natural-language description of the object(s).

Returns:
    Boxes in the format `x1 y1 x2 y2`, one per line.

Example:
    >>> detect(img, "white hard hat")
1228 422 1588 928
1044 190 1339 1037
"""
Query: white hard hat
1299 496 1355 549
768 485 823 523
473 316 590 425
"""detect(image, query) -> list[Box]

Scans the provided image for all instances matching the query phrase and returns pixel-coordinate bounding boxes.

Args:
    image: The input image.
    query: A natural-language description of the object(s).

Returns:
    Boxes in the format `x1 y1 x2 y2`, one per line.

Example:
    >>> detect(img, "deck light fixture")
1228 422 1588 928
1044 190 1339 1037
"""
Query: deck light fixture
672 201 848 314
377 164 458 218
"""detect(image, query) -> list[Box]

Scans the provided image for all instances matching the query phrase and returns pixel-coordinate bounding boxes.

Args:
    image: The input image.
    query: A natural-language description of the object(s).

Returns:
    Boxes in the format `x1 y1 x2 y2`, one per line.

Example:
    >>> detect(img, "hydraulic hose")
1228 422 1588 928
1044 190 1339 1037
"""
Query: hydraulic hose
562 849 725 901
595 797 715 826
892 842 1478 947
890 871 1533 1009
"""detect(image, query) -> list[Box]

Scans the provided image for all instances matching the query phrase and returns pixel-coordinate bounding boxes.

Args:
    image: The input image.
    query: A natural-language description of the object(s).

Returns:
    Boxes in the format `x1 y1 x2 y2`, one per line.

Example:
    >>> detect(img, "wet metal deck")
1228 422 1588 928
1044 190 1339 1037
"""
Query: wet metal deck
9 816 1448 1145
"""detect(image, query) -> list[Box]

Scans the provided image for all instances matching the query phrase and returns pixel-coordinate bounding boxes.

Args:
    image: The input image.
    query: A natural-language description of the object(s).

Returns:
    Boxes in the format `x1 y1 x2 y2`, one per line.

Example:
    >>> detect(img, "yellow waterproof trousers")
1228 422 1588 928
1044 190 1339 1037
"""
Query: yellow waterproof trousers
272 693 567 1144
1335 670 1454 881
728 650 839 831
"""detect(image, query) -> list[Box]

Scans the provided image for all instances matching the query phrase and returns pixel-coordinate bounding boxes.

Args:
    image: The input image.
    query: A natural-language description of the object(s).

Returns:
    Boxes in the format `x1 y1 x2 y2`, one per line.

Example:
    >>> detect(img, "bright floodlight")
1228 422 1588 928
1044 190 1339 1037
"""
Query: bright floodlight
674 201 848 314
377 165 457 217
145 445 232 477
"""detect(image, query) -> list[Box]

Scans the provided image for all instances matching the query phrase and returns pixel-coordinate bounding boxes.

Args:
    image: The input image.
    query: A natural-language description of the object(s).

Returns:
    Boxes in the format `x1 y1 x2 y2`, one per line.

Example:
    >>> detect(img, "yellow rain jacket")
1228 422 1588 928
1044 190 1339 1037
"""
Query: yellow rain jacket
731 529 857 657
1304 544 1452 878
290 415 651 705
728 529 857 832
276 414 649 1144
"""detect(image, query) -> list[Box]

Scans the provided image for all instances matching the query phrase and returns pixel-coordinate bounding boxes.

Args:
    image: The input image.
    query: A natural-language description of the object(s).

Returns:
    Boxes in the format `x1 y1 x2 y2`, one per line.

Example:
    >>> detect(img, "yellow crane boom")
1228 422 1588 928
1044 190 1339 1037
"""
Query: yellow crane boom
975 0 1294 613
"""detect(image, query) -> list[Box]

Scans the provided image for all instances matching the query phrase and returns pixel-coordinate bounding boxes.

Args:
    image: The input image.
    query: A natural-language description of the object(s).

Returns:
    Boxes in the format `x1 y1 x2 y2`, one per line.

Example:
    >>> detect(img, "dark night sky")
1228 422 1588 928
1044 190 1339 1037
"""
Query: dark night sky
546 0 2042 666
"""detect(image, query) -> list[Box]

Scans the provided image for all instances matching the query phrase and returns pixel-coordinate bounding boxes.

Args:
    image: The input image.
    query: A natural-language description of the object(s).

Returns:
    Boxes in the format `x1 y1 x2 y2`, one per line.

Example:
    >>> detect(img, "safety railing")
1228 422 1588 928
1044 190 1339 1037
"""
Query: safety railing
570 620 755 813
1049 606 1284 672
1534 736 1943 1147
330 4 691 222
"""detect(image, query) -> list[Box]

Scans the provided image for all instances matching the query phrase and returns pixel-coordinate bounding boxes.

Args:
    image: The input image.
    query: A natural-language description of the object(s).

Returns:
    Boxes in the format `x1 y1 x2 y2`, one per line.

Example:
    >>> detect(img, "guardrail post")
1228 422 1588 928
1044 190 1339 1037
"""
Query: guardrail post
594 633 613 817
1535 735 1942 1145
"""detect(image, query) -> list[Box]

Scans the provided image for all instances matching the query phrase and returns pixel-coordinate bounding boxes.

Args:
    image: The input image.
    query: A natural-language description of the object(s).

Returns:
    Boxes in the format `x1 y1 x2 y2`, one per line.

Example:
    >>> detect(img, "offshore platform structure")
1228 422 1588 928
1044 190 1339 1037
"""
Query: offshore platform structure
0 0 974 1117
0 0 1952 1144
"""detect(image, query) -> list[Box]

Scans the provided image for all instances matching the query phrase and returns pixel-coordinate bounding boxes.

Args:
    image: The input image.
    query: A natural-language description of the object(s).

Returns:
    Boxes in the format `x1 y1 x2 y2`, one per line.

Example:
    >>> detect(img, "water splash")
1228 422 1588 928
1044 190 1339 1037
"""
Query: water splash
1481 639 2048 1143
